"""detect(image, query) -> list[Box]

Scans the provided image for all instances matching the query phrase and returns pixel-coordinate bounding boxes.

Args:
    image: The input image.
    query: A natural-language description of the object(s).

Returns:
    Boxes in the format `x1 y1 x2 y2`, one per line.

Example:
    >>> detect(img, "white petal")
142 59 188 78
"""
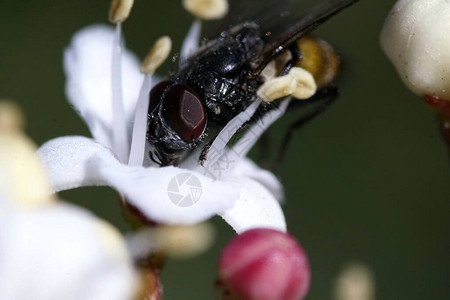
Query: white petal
232 158 284 202
64 25 143 148
96 158 238 225
37 136 239 225
0 203 136 300
37 136 116 192
220 177 286 234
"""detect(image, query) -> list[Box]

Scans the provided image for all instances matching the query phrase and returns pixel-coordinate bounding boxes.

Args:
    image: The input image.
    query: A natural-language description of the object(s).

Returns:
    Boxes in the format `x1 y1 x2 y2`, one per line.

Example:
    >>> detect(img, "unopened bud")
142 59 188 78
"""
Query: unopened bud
127 223 214 259
334 262 375 300
0 101 24 132
381 0 450 102
217 228 310 300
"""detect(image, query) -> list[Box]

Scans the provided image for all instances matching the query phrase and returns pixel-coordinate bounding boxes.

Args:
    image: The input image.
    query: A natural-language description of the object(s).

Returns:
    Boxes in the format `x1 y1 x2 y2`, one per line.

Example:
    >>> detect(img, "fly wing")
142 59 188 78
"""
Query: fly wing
249 0 360 75
202 0 360 76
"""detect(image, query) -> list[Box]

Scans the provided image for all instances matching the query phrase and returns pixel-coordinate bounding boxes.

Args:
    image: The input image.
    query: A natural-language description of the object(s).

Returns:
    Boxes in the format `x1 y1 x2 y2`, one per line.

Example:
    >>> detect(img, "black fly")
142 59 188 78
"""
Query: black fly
147 0 360 166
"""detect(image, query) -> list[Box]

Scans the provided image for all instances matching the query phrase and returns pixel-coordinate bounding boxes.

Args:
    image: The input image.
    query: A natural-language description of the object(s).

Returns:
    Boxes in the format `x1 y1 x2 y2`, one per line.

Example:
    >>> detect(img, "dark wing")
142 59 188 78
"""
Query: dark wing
203 0 360 75
249 0 360 76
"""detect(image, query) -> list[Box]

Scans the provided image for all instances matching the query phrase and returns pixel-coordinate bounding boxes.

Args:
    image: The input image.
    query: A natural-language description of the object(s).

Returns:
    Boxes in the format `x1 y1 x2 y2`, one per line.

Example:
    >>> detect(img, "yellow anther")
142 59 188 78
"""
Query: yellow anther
183 0 229 20
257 75 297 102
140 36 172 75
334 262 375 300
0 100 24 132
109 0 134 23
289 67 317 99
156 223 214 258
257 67 317 102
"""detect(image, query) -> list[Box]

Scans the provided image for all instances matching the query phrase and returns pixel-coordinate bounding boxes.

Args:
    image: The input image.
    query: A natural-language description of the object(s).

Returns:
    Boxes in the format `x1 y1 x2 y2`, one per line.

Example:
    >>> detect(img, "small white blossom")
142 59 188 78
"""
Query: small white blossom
38 22 287 234
0 120 137 300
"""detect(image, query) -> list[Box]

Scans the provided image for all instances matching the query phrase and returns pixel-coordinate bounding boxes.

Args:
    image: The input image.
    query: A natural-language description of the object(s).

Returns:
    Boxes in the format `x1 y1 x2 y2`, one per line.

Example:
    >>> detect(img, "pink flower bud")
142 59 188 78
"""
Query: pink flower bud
217 228 310 300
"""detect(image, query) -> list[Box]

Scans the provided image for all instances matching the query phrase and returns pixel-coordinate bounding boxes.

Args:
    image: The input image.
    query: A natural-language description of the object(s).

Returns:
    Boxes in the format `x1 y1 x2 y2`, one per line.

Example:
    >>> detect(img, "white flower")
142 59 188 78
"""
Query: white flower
37 22 287 234
380 0 450 100
0 119 137 300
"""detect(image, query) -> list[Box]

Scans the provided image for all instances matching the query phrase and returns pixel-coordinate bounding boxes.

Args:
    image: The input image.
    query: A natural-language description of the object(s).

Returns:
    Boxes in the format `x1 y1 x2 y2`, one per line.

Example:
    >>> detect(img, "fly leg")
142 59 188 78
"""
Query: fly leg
274 86 338 171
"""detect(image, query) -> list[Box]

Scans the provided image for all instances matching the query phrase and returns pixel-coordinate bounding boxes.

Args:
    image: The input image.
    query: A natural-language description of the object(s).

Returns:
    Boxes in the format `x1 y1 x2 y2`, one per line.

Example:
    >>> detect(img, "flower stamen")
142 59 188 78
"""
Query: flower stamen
140 36 172 75
180 20 202 63
182 0 229 20
129 37 172 166
257 67 317 102
111 23 130 163
201 99 261 175
109 0 134 24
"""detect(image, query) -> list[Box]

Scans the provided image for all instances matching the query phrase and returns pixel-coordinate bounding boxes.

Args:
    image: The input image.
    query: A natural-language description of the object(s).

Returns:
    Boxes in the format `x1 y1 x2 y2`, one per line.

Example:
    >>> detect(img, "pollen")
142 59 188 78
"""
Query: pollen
109 0 134 23
257 67 317 102
140 36 172 75
182 0 229 20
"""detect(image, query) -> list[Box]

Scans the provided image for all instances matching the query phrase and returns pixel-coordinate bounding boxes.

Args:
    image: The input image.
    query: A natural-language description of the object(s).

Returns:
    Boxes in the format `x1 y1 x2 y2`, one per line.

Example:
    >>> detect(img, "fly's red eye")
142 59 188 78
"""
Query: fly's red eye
148 80 173 113
162 84 207 143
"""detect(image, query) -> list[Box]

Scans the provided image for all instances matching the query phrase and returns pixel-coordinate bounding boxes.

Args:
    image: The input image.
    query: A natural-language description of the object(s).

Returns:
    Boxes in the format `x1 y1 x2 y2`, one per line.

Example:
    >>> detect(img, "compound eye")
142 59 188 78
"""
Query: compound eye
162 84 206 143
148 80 173 113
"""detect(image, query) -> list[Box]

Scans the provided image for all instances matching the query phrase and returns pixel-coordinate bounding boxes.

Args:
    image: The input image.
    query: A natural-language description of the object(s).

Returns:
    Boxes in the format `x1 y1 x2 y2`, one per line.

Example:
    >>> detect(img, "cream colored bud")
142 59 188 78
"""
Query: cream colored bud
381 0 450 100
257 67 317 102
0 101 54 208
128 223 214 259
334 262 375 300
109 0 134 23
0 101 24 132
156 223 214 258
140 36 172 75
0 132 54 208
183 0 229 20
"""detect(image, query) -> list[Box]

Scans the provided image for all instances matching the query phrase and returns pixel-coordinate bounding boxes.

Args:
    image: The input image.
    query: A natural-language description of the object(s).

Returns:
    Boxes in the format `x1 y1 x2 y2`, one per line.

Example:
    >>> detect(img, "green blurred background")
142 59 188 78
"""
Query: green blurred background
1 0 449 299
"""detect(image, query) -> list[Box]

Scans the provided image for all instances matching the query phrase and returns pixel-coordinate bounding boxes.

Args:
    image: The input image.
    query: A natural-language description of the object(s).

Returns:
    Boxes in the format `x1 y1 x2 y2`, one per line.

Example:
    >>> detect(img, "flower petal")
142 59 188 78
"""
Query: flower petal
37 136 116 192
232 158 284 202
96 158 238 225
64 25 143 148
0 203 136 300
220 177 287 234
38 136 239 225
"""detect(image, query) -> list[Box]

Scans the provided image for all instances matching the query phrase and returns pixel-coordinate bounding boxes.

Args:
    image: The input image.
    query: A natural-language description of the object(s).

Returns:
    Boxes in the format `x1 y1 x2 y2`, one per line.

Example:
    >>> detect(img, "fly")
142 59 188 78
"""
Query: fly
147 0 360 166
